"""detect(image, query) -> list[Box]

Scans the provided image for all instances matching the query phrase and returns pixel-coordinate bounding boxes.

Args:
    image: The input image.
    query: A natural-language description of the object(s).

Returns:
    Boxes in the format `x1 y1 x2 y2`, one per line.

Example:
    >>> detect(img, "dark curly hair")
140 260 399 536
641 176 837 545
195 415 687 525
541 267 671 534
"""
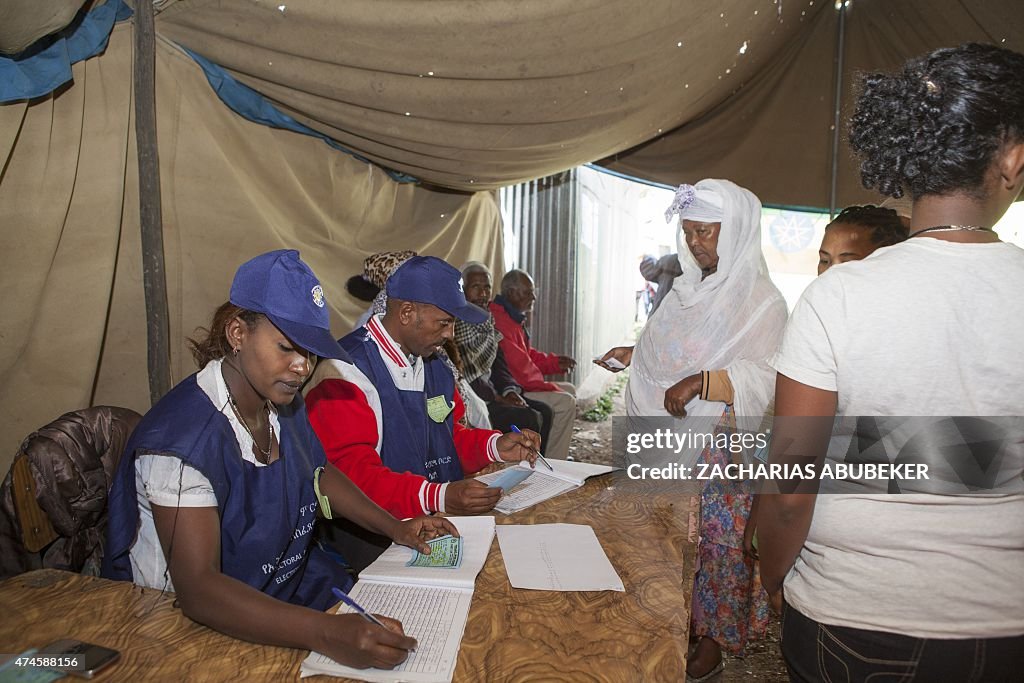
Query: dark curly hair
849 43 1024 200
827 205 908 247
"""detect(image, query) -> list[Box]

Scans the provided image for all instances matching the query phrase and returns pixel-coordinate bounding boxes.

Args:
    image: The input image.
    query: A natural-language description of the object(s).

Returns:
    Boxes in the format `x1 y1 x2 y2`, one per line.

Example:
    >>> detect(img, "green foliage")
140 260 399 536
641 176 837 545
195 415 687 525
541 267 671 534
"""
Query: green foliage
581 372 628 422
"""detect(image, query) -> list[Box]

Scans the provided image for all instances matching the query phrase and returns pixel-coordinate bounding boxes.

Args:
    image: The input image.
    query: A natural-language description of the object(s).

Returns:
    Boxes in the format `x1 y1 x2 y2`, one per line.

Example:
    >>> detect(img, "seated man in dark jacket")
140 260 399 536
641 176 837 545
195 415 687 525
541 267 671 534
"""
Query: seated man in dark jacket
455 262 552 447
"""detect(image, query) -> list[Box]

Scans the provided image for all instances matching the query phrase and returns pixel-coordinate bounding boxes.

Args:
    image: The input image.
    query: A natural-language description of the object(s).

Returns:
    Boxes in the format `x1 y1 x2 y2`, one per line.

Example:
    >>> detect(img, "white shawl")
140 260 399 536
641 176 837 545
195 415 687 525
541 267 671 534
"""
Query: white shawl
627 179 787 462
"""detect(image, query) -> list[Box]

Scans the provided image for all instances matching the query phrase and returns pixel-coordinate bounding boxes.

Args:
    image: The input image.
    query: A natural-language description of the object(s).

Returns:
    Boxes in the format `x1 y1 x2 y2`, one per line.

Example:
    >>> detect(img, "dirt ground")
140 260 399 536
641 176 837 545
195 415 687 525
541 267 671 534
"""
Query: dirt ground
568 385 790 683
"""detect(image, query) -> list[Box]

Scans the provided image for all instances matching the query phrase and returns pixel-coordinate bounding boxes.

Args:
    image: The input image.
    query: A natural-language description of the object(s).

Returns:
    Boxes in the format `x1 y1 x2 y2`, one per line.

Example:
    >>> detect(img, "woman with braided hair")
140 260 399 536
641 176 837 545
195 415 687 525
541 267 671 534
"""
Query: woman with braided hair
816 204 908 275
760 43 1024 681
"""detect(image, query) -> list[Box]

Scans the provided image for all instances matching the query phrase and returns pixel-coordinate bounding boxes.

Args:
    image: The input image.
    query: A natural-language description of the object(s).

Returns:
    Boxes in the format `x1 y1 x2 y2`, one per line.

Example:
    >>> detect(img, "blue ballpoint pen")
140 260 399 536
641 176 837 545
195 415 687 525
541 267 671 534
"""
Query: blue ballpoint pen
331 587 389 629
509 424 554 471
332 588 417 652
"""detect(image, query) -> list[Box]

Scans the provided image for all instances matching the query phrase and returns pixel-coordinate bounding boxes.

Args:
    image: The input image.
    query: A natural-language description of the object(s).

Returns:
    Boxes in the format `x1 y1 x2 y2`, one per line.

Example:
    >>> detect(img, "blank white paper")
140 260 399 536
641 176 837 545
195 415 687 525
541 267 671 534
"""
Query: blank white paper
495 524 625 592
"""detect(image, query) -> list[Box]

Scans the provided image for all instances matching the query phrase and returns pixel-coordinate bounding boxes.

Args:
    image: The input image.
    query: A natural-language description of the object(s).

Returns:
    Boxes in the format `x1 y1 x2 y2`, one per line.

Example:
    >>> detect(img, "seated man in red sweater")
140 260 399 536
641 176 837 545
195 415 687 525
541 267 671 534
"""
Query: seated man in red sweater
490 269 577 460
304 256 541 526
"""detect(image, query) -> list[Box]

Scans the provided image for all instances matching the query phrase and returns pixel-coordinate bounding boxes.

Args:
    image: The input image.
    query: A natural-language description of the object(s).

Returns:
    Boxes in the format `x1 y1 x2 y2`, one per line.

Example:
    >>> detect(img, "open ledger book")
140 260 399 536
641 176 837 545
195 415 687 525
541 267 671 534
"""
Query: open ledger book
301 516 495 682
475 459 617 514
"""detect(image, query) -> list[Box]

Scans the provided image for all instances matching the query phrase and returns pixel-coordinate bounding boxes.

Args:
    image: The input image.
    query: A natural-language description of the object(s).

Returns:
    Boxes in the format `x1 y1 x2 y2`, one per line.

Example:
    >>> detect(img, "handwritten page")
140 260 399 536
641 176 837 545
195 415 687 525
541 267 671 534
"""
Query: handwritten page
301 517 494 682
485 466 534 492
301 583 473 682
495 524 625 592
487 473 578 513
476 460 617 513
539 458 617 482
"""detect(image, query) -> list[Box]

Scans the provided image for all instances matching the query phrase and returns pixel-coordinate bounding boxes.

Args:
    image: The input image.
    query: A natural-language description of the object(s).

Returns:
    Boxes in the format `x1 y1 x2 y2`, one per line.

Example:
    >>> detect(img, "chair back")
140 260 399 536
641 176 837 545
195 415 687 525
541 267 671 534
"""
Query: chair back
0 406 142 579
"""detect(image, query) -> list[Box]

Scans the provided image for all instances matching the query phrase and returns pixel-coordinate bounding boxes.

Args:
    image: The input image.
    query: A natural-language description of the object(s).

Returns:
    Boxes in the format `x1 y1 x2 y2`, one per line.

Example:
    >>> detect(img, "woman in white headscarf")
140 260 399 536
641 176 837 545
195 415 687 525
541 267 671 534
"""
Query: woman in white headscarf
600 178 788 680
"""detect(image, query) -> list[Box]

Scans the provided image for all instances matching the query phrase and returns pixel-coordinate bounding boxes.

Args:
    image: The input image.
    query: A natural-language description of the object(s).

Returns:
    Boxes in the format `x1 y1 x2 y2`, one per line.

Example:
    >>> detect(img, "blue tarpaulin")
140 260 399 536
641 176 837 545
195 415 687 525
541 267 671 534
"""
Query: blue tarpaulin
184 48 417 184
0 0 414 182
0 0 132 103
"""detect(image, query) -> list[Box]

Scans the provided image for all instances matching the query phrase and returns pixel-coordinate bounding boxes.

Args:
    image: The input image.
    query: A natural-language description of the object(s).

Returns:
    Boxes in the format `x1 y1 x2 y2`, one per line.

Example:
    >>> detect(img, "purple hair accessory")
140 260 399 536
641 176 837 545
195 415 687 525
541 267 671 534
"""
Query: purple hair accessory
665 184 697 223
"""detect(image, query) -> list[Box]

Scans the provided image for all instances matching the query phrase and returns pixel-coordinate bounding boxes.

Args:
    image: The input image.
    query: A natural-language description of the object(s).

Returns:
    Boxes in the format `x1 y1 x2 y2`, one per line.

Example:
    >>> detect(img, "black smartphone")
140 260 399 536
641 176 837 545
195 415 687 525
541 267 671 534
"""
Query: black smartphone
38 639 120 679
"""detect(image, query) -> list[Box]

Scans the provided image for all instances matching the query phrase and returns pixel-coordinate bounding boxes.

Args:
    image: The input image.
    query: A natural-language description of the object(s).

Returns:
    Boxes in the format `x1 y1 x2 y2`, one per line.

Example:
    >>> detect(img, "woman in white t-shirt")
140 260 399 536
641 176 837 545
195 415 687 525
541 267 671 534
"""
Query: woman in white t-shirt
760 43 1024 681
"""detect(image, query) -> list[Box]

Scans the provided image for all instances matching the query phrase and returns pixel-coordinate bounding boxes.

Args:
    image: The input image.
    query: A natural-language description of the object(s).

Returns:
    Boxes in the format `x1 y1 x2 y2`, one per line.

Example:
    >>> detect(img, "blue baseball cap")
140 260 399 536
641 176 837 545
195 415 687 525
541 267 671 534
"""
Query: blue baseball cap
229 250 350 361
386 256 488 323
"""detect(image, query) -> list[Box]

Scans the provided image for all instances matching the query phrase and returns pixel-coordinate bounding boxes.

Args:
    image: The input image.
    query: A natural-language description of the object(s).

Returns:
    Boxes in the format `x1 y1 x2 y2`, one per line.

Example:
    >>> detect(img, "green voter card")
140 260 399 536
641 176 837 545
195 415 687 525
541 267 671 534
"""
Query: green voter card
425 394 454 423
406 534 463 568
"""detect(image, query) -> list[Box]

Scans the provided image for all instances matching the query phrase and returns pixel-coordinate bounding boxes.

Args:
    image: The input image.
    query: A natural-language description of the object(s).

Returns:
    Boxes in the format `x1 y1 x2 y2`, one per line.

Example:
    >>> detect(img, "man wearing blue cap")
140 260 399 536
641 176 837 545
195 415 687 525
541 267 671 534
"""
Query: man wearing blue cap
104 250 456 669
305 256 542 522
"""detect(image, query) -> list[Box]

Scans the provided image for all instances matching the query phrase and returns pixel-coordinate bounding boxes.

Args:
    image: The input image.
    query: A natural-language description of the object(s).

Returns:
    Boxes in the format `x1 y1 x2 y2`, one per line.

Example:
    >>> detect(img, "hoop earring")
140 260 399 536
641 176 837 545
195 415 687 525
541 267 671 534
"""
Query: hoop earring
232 347 239 356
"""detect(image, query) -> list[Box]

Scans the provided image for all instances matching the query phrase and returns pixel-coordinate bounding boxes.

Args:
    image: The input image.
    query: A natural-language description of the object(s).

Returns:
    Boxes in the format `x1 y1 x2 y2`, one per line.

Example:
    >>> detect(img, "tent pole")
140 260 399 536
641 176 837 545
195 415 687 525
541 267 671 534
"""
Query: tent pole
828 1 848 219
134 0 172 405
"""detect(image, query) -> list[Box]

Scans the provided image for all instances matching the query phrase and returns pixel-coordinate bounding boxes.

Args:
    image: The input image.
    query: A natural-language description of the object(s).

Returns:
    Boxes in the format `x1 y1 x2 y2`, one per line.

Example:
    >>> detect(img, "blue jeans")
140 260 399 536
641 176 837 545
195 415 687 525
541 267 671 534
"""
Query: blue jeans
781 601 1024 682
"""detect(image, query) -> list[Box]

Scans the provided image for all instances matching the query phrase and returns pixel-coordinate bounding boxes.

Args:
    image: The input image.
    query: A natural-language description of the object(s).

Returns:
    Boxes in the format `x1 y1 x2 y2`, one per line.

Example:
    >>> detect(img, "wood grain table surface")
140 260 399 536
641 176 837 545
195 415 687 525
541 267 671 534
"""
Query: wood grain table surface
0 470 698 682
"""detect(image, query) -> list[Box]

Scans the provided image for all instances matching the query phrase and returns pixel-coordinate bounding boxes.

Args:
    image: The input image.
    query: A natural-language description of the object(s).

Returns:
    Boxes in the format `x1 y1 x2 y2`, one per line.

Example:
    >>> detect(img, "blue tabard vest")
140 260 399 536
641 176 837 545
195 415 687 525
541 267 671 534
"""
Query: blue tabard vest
102 374 352 611
340 328 464 483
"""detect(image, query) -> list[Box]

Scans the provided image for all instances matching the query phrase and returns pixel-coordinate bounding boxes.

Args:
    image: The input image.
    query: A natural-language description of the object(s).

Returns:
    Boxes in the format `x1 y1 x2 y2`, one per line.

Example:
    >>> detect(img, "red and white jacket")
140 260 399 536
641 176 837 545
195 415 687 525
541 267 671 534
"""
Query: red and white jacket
490 301 567 393
304 316 501 518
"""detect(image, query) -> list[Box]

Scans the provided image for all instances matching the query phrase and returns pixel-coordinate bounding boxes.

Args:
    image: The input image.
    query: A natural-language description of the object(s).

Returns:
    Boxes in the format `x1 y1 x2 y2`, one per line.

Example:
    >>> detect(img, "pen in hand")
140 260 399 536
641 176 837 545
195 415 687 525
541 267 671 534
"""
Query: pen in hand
332 587 416 651
509 424 554 472
332 587 389 628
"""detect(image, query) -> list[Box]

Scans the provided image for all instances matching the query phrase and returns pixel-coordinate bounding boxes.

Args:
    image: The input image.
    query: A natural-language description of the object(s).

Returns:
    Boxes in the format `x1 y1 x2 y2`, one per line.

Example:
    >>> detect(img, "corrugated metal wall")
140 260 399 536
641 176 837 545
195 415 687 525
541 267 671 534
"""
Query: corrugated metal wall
499 170 581 382
500 167 646 391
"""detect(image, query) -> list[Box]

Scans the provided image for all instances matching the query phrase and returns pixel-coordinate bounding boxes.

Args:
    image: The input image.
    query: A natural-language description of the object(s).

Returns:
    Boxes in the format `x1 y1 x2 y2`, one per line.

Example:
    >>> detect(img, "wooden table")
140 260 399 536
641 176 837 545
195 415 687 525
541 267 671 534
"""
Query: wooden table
457 471 698 682
0 472 697 681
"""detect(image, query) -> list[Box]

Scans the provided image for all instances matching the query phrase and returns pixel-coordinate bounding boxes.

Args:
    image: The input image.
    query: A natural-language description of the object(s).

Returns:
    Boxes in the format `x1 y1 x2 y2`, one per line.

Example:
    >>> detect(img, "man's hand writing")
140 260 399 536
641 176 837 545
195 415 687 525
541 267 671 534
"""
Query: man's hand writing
496 428 542 465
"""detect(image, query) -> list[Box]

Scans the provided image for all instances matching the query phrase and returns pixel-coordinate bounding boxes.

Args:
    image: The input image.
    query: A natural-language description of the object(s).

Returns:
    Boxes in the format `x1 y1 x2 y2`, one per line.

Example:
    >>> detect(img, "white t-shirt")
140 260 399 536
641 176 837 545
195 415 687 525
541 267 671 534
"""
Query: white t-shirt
129 359 281 592
772 237 1024 638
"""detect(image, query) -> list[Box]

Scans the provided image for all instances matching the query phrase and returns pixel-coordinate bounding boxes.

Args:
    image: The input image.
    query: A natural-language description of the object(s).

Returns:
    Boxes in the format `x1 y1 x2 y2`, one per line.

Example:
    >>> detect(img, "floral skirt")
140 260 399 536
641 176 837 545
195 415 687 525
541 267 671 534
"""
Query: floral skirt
689 433 770 656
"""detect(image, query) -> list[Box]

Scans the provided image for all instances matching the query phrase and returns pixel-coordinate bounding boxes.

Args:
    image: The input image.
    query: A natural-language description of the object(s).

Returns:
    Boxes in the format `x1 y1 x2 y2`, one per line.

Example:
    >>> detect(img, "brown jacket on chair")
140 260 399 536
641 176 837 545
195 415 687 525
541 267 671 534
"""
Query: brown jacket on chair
0 406 142 579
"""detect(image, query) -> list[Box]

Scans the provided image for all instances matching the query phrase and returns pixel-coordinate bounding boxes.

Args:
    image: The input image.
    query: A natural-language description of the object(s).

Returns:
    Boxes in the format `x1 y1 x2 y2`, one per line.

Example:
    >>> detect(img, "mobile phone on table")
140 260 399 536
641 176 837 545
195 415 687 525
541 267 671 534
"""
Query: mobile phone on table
39 640 120 679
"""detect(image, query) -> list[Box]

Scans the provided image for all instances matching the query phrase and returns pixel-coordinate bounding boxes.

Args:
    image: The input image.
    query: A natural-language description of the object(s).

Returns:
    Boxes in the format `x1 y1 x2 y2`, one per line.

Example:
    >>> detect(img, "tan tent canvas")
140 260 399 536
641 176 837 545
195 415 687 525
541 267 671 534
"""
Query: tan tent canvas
1 0 1021 468
0 25 502 468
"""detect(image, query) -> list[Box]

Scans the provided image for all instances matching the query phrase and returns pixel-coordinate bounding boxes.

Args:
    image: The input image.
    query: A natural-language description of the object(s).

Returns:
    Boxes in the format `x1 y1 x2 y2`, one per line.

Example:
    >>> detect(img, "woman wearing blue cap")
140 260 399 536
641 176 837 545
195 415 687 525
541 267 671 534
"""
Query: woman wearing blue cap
103 250 454 669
